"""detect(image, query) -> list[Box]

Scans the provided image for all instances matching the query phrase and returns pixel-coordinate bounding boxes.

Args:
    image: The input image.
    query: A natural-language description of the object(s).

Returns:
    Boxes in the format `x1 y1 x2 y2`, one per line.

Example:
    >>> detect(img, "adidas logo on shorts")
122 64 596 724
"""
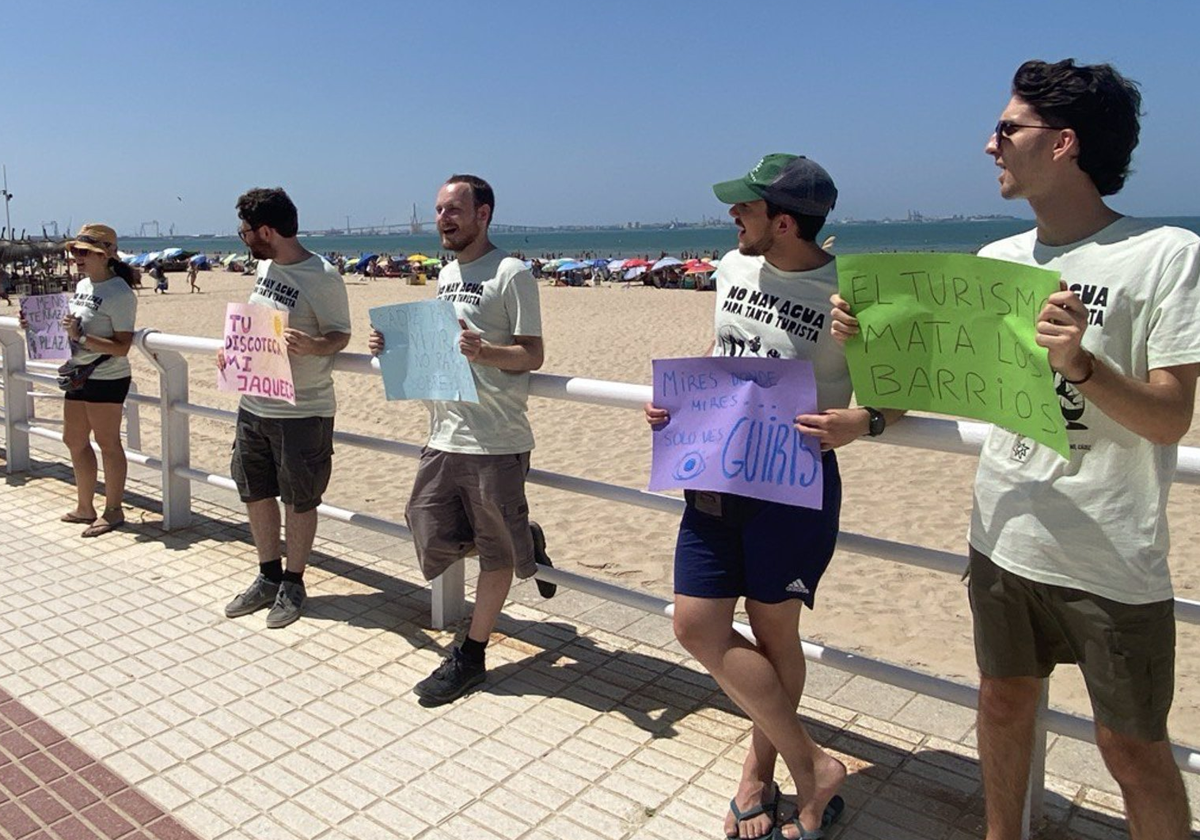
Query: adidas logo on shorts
785 578 810 595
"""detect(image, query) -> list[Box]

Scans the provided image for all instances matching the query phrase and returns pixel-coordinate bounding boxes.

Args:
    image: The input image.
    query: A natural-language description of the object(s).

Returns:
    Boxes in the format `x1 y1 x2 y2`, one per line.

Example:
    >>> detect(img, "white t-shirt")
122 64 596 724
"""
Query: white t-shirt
427 248 542 454
711 249 852 411
969 217 1200 604
240 254 351 419
70 276 138 380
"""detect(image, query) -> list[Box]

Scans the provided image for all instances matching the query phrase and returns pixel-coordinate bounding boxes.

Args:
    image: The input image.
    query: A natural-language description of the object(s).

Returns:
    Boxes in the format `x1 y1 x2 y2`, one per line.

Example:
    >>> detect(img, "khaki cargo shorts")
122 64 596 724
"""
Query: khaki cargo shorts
406 449 537 581
968 547 1175 741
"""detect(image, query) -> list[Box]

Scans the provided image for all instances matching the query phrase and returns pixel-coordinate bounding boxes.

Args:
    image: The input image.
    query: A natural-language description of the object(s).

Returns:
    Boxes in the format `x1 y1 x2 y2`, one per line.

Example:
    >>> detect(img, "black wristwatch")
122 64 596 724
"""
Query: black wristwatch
865 407 886 437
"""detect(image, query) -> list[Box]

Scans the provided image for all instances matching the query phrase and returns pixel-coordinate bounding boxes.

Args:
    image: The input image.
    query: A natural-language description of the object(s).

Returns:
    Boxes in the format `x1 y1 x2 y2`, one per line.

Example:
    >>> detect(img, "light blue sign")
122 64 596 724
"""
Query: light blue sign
369 300 479 402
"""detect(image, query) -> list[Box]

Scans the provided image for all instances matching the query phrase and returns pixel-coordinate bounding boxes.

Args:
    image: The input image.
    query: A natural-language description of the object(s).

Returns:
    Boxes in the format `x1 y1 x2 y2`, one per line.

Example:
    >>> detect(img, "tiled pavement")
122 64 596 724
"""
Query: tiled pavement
2 453 1199 839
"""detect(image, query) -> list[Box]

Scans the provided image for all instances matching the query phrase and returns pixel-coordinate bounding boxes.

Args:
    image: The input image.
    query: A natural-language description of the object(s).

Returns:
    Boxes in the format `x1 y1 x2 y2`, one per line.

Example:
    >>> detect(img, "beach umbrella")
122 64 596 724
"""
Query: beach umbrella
606 259 626 272
190 254 210 268
623 266 647 280
222 253 245 266
621 258 652 269
421 257 441 266
555 260 586 272
160 247 185 259
652 257 683 271
354 254 378 272
683 259 716 274
586 259 608 267
407 253 430 262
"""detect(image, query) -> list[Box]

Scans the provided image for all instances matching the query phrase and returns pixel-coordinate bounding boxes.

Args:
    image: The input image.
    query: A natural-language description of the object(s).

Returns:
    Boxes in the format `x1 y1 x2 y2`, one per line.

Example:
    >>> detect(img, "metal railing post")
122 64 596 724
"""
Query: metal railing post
430 559 466 629
124 380 141 452
0 326 32 473
1023 679 1051 839
134 329 191 528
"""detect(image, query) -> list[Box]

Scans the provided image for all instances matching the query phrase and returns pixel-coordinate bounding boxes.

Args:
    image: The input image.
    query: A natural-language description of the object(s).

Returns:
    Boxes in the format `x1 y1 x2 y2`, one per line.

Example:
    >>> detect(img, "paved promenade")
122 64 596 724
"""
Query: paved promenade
1 452 1197 839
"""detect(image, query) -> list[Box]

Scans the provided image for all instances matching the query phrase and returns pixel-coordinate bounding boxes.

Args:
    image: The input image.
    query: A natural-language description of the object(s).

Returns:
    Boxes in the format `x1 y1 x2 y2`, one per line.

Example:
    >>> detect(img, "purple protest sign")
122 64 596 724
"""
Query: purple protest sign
19 293 72 361
649 356 823 509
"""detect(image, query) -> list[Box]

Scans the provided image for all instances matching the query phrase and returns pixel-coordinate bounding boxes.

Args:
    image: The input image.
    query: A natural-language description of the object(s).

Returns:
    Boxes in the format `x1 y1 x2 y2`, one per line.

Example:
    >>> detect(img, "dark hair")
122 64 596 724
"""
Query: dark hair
108 257 140 286
1012 59 1142 196
764 201 826 242
445 174 495 224
236 187 300 237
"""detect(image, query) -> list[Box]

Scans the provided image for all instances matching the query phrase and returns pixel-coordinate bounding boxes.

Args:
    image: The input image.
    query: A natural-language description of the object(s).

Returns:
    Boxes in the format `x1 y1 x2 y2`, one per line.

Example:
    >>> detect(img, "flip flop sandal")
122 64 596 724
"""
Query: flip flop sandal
81 519 124 538
774 794 845 840
725 783 781 840
61 512 97 524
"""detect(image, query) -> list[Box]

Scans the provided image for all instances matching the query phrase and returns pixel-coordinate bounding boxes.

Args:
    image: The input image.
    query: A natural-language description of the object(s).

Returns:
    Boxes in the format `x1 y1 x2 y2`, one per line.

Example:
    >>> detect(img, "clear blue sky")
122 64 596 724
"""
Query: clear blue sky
3 0 1198 235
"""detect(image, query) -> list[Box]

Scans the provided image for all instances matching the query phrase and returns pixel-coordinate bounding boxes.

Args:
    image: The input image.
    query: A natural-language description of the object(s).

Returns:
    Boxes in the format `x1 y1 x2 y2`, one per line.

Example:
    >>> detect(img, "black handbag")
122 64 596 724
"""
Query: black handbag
57 355 112 392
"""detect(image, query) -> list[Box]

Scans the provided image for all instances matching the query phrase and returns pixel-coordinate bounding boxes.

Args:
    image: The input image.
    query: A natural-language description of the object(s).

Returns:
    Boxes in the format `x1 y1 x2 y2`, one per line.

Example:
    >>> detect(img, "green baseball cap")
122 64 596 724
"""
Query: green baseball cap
713 153 838 216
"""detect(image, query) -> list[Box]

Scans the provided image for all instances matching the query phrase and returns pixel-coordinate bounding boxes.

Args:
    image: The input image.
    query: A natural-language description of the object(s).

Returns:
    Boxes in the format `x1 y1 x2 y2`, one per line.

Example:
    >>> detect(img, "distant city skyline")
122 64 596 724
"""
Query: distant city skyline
4 1 1199 236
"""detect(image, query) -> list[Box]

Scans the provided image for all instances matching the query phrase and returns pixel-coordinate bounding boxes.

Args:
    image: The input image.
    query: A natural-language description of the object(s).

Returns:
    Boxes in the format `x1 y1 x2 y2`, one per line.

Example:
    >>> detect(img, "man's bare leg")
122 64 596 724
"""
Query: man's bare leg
467 566 513 643
1096 723 1191 839
976 674 1041 840
676 595 845 838
283 504 318 574
245 498 281 564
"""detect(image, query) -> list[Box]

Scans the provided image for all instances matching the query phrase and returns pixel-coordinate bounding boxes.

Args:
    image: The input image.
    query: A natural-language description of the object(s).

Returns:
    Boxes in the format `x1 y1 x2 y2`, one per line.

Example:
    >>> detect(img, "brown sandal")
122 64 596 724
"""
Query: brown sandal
61 512 97 524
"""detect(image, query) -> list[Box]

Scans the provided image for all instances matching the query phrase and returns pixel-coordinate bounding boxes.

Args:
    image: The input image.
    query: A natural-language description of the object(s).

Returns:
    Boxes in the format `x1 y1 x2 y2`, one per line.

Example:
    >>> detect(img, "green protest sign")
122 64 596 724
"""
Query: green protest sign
837 252 1069 458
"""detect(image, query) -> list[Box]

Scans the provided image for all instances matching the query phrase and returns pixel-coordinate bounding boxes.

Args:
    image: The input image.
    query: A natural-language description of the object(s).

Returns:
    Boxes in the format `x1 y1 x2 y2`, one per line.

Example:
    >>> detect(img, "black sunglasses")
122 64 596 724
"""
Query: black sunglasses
994 120 1060 141
238 224 263 241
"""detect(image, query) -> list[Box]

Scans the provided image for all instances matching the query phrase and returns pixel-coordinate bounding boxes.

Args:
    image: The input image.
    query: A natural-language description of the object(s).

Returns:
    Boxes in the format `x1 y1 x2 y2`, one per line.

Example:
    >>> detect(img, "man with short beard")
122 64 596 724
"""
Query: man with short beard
646 155 901 840
369 174 554 706
222 187 351 629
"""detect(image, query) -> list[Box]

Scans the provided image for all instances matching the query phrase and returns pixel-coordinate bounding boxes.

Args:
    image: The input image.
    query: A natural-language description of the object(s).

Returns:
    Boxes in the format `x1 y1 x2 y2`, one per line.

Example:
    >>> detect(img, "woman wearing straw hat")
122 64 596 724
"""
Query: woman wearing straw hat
52 224 139 536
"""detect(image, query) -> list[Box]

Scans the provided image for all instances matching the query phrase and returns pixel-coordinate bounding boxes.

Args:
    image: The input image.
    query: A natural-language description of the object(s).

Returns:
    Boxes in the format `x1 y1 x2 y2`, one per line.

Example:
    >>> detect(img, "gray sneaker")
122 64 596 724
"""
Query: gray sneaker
266 579 306 629
224 573 280 618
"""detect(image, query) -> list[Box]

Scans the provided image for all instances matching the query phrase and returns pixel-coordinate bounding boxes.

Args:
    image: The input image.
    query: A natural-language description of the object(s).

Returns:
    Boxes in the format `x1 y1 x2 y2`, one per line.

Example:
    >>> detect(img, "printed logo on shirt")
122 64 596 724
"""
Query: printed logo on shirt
1055 374 1088 431
253 276 300 309
72 292 102 312
720 284 824 343
439 279 484 306
1010 436 1032 463
1066 283 1110 327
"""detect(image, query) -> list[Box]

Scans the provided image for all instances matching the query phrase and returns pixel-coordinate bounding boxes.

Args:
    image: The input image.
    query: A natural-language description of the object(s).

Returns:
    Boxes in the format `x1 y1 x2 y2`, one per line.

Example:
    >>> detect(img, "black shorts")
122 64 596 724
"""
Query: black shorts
230 409 334 513
64 376 132 405
673 450 841 607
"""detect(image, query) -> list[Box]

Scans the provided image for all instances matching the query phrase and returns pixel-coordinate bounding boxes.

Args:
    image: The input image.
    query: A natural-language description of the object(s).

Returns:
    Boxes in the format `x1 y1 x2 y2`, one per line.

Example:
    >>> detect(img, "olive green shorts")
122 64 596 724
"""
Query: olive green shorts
967 547 1175 742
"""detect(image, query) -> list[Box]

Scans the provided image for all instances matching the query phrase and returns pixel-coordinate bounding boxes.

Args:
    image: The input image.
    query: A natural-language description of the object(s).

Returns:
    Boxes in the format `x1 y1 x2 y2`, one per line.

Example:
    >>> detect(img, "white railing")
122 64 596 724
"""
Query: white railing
2 314 1198 839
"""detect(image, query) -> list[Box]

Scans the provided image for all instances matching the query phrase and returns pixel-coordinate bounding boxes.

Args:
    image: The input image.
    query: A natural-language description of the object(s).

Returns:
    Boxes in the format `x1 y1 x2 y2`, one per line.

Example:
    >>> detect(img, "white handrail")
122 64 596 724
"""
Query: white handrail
3 317 1200 838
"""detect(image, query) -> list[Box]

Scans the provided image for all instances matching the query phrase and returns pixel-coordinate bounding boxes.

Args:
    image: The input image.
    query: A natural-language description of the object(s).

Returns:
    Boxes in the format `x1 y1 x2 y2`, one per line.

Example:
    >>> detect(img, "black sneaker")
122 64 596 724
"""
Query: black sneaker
414 646 485 706
265 579 306 629
224 573 280 618
530 521 556 599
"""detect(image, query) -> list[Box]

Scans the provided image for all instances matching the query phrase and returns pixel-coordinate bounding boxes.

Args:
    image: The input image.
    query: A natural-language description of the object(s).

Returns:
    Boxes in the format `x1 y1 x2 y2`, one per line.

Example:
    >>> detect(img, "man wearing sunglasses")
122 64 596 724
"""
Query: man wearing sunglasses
221 187 351 629
838 58 1198 839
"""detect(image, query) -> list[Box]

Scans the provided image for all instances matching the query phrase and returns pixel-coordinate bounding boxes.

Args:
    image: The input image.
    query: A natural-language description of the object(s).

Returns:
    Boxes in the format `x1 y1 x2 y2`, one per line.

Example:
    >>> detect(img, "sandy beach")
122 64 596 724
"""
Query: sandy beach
31 265 1200 743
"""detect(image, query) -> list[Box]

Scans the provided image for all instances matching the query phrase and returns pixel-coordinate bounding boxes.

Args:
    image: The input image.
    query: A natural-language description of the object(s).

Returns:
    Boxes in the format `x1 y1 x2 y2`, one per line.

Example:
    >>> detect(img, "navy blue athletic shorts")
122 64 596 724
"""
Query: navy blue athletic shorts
673 450 841 607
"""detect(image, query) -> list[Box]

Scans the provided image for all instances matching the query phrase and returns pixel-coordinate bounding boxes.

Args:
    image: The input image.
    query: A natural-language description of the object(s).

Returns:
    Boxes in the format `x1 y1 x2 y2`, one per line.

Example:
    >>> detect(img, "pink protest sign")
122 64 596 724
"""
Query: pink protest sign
218 302 295 404
20 293 72 360
649 356 823 509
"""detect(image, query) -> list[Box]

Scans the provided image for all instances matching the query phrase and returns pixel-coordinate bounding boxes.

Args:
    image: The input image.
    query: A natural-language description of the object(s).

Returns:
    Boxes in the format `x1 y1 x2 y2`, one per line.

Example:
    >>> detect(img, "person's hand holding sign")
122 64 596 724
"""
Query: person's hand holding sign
644 403 669 428
794 408 870 451
1037 281 1093 382
367 328 385 356
828 293 858 343
458 318 483 361
284 328 318 356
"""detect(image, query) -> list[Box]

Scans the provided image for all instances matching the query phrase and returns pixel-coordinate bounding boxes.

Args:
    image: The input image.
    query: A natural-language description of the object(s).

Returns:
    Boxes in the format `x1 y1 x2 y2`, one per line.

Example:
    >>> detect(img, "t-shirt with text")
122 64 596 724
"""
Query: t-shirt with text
240 254 351 419
711 249 852 411
427 248 542 454
969 217 1200 604
70 276 138 380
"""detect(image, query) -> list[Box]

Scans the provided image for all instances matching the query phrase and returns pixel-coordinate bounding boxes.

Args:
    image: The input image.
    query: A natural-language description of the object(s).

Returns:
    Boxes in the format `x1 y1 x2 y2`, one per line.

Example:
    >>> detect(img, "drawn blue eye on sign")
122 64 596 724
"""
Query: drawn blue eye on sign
672 451 706 481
